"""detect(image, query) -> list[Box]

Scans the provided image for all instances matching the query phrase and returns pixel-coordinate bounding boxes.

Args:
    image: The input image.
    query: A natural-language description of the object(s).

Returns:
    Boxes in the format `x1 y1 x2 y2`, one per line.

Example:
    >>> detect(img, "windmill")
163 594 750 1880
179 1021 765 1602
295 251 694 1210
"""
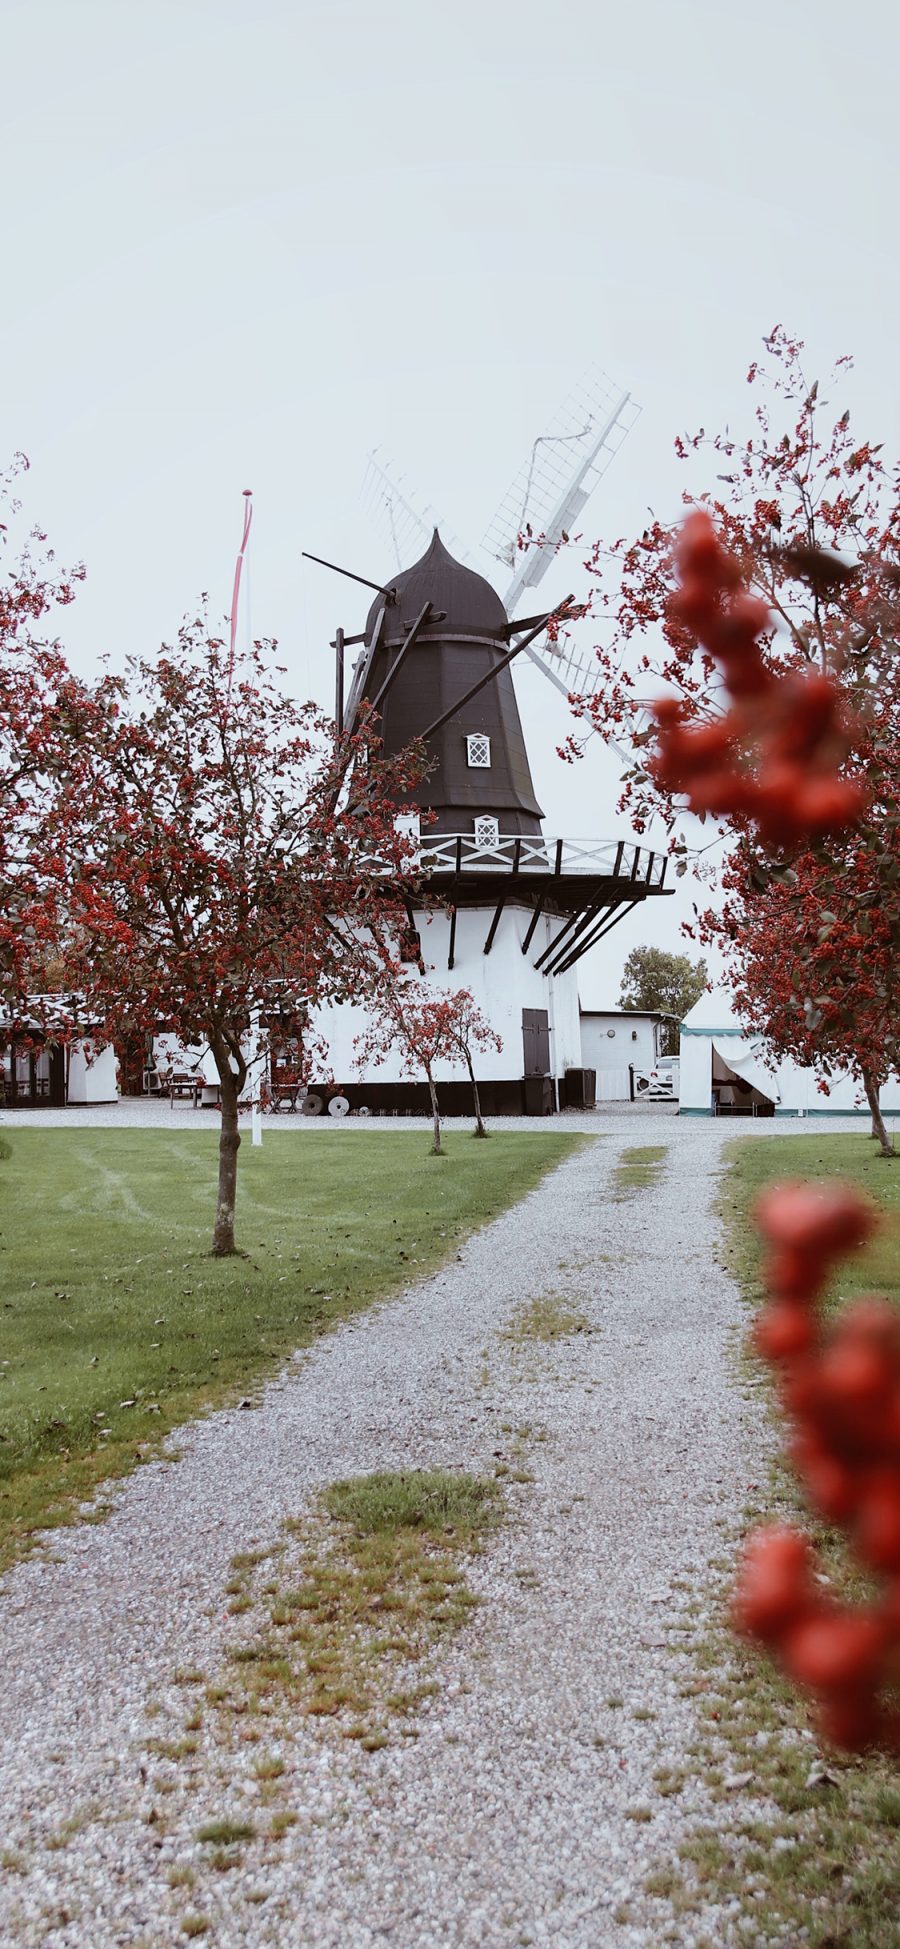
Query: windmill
362 367 640 711
297 366 671 1121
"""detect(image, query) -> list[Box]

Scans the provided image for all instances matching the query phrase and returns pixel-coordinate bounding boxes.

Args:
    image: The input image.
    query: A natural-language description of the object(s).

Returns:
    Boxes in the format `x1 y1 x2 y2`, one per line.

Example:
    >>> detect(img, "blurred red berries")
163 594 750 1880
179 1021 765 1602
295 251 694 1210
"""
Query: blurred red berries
734 1175 900 1751
652 512 867 846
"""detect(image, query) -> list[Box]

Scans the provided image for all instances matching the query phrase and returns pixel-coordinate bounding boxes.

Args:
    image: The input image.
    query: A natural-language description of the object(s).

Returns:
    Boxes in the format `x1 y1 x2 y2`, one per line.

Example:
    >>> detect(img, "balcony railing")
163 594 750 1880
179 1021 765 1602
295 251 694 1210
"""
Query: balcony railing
412 832 667 886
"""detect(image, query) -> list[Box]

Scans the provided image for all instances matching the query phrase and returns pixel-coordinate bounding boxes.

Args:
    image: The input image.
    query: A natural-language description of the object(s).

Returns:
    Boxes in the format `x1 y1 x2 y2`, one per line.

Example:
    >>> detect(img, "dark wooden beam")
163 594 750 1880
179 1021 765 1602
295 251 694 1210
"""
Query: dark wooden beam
334 626 344 738
484 896 506 954
412 602 574 746
521 890 546 955
366 604 432 720
447 904 458 970
541 902 605 976
556 898 641 972
402 896 426 974
501 610 553 638
533 901 589 971
342 599 386 734
302 550 395 598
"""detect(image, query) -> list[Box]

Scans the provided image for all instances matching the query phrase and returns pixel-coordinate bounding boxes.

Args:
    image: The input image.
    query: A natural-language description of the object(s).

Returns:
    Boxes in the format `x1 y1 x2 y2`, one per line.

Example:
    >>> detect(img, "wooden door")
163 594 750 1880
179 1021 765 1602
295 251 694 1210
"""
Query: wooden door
522 1007 550 1075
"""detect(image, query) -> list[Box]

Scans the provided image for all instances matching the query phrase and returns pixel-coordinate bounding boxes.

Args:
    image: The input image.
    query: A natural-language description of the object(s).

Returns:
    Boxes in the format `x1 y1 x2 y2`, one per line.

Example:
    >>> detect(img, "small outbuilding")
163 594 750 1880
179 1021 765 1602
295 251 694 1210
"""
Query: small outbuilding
679 988 900 1120
579 1008 675 1101
1 1001 117 1108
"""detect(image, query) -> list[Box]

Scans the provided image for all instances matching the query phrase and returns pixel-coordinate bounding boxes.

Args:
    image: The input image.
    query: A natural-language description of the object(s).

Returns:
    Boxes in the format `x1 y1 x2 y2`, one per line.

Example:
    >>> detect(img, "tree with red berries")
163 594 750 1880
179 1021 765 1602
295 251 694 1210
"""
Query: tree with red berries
566 329 896 842
554 330 900 1124
561 494 900 1745
717 793 900 1154
436 988 502 1137
49 620 424 1254
0 456 85 1015
355 980 500 1153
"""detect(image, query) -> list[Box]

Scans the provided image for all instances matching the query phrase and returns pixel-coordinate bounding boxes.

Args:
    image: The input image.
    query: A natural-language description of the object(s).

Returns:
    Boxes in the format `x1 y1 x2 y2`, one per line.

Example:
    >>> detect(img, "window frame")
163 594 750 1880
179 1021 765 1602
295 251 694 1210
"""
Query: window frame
474 815 500 849
465 732 492 770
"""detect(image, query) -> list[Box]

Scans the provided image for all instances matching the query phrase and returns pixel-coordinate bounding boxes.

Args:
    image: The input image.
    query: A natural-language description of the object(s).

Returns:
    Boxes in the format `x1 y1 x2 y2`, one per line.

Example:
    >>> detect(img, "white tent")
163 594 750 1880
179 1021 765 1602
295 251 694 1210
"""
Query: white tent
679 988 900 1120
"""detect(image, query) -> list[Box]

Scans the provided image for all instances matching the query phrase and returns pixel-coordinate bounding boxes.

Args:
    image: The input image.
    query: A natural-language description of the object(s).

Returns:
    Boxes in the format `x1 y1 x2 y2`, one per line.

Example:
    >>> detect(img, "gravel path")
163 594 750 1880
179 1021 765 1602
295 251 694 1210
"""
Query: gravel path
1 1121 775 1946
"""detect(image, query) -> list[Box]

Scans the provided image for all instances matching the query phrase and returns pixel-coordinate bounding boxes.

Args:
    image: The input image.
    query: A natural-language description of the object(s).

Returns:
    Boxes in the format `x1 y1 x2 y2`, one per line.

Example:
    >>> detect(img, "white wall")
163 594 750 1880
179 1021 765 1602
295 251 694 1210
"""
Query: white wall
67 1039 118 1103
595 1066 631 1101
581 1013 658 1096
312 902 582 1087
678 1031 715 1113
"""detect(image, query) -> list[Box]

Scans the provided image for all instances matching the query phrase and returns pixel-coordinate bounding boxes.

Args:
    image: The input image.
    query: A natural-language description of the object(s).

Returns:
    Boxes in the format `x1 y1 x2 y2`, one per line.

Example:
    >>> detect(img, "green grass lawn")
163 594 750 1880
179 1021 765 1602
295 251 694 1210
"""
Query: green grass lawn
722 1132 900 1320
0 1126 581 1569
693 1133 900 1947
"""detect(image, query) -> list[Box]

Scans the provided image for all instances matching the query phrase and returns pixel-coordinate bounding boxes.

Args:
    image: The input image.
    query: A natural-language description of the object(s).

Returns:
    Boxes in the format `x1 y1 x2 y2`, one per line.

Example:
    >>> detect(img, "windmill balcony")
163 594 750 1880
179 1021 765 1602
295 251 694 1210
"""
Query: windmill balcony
411 832 667 884
354 830 672 975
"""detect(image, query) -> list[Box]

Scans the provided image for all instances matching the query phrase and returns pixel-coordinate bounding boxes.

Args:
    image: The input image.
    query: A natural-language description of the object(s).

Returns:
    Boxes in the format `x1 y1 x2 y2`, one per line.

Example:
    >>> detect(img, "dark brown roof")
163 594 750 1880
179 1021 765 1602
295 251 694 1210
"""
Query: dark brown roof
366 530 508 644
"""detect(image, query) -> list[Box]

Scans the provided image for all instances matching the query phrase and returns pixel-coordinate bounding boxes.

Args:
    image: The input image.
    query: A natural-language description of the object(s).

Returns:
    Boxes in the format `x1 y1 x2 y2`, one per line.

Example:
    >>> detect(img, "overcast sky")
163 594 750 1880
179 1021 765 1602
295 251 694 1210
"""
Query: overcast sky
4 0 898 1002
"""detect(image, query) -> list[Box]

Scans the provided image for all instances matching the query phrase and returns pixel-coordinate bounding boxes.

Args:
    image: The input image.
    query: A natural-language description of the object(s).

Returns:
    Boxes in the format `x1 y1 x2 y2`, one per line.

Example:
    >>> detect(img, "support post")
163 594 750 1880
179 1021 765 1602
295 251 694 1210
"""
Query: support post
484 896 506 954
412 603 572 745
367 604 432 719
250 1006 262 1148
556 898 641 971
522 891 546 955
334 626 344 736
541 902 604 975
533 896 597 971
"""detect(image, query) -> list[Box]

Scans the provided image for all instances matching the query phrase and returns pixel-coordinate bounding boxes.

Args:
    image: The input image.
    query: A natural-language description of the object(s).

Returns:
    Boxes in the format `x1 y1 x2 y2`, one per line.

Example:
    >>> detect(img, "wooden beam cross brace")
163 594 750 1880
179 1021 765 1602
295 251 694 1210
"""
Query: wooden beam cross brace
366 604 432 720
483 895 507 954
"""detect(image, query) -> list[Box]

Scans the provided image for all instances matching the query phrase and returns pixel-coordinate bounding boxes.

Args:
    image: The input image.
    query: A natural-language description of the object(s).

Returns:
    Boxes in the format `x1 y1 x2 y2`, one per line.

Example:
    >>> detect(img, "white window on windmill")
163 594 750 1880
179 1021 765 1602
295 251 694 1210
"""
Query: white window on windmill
466 732 491 769
474 815 500 850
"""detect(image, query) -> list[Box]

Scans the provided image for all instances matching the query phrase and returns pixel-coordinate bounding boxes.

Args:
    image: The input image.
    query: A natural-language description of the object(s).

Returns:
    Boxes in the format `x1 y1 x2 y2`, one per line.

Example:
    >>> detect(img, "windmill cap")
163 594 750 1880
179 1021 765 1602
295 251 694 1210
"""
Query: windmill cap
365 529 509 643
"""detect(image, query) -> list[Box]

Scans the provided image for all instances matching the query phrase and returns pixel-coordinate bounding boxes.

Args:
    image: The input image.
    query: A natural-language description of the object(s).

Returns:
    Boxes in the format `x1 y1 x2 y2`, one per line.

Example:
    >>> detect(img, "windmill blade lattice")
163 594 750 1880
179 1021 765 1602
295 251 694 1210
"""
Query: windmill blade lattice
362 451 472 571
362 370 640 742
483 369 640 617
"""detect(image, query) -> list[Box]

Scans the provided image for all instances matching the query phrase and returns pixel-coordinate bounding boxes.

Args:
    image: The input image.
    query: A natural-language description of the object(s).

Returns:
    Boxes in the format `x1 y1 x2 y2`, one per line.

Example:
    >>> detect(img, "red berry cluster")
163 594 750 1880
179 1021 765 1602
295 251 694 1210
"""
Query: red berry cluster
734 1180 900 1750
651 512 866 846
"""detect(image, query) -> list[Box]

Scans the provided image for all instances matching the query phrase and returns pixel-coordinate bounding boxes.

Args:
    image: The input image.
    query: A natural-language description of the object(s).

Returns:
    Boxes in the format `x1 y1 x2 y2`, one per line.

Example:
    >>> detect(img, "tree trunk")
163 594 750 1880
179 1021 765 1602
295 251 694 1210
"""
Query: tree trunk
466 1053 487 1136
861 1064 895 1159
212 1063 242 1254
426 1069 443 1155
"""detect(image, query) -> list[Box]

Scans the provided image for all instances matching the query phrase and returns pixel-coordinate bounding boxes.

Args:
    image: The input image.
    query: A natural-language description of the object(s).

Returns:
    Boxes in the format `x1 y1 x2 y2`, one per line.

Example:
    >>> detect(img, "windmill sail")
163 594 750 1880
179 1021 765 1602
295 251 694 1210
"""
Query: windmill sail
363 369 640 719
483 370 640 608
362 451 471 572
481 370 640 710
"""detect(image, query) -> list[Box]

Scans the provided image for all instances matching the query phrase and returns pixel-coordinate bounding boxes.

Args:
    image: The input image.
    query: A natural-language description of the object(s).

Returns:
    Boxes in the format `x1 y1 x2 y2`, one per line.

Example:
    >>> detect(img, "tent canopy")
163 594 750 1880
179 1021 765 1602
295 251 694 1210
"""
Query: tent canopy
679 986 900 1116
711 1034 779 1102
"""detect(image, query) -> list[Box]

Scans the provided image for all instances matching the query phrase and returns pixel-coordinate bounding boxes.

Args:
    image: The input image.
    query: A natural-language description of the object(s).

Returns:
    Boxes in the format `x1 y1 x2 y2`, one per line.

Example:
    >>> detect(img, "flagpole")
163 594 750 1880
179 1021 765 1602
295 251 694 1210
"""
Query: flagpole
230 489 263 1150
